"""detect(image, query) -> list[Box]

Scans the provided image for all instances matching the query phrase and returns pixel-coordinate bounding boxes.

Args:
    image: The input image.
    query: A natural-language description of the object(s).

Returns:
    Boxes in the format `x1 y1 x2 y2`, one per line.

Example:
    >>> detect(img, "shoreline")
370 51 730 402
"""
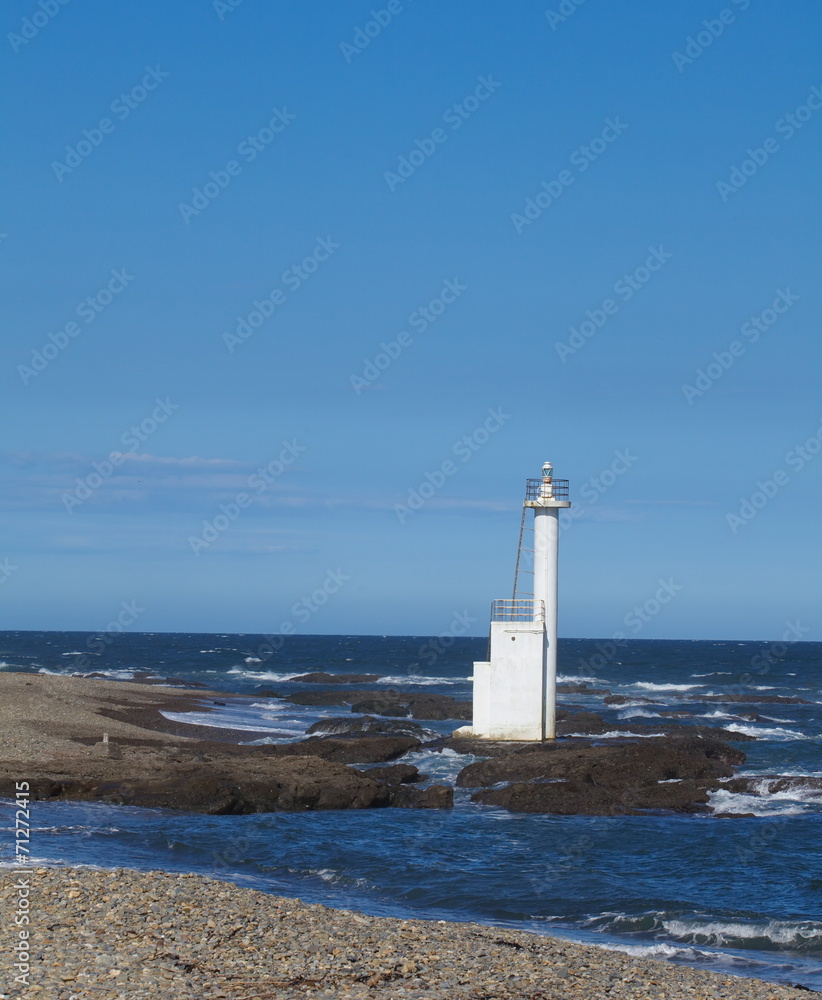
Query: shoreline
0 670 298 762
1 866 815 1000
0 671 770 817
2 671 819 994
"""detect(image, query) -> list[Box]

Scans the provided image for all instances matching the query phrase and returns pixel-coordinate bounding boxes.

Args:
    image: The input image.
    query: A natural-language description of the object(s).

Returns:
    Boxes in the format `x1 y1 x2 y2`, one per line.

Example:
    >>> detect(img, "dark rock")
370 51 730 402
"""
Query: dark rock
350 698 410 717
291 672 382 684
390 784 454 809
305 715 427 738
457 737 744 790
723 774 822 796
459 736 746 815
472 777 718 815
435 736 520 758
349 692 471 721
287 689 357 707
11 754 390 814
351 693 472 721
264 734 421 764
556 684 611 696
255 688 283 698
555 711 611 735
287 688 472 721
360 763 421 785
666 724 756 742
603 695 661 705
555 709 756 743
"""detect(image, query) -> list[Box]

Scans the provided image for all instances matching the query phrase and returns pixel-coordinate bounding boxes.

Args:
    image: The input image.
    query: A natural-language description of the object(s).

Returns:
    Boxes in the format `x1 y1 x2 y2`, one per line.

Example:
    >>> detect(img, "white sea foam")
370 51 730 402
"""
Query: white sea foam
18 825 124 835
741 768 822 779
557 674 610 686
599 941 702 961
226 668 303 682
226 666 465 686
661 916 822 949
159 710 288 733
296 867 373 890
244 656 262 663
73 669 137 681
617 709 661 720
691 671 732 677
314 868 340 882
592 909 822 954
632 682 701 692
708 789 808 817
606 700 658 709
376 674 467 687
567 731 666 739
723 723 808 740
397 747 478 785
61 651 85 656
249 729 317 743
743 778 822 802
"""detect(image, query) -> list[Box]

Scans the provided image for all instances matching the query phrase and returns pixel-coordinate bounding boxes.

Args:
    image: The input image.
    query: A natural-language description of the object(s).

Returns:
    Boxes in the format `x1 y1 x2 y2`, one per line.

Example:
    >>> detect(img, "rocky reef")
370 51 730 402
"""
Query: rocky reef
0 672 801 819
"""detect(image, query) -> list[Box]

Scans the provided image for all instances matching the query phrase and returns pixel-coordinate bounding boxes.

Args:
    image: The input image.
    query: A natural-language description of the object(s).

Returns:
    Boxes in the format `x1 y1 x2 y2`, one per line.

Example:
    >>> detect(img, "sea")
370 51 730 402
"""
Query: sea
1 632 820 990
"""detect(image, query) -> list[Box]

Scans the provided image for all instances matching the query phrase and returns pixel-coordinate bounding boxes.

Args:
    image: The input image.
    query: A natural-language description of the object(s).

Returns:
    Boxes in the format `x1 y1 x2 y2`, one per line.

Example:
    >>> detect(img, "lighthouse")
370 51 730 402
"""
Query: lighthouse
456 463 570 741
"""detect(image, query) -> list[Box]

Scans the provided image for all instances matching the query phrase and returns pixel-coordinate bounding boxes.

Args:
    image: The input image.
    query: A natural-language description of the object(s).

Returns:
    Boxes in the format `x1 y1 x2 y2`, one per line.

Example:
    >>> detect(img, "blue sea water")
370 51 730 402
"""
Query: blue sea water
1 632 820 989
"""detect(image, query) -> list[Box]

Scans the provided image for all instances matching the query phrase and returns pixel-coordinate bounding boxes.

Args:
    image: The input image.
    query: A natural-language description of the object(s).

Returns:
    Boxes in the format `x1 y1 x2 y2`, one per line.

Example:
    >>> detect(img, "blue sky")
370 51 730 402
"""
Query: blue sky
1 0 821 641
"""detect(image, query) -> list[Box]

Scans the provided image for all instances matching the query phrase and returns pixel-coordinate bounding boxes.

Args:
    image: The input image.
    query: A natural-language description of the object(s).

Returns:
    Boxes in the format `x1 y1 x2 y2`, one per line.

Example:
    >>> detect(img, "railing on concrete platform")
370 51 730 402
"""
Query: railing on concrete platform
525 478 570 502
490 599 545 623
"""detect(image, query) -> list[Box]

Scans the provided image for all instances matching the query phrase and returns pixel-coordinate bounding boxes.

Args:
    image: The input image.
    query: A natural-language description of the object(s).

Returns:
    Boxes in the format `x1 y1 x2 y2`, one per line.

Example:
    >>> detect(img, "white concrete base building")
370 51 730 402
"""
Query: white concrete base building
455 464 570 741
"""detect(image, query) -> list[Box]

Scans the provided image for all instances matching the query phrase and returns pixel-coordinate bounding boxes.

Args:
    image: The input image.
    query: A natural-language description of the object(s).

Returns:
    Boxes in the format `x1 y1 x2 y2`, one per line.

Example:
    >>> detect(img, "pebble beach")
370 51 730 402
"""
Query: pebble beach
1 867 814 1000
2 635 821 994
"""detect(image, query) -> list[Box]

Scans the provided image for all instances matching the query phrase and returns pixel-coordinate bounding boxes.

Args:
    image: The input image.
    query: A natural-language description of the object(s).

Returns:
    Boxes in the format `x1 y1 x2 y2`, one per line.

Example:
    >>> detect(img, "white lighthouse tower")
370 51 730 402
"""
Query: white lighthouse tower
457 463 570 741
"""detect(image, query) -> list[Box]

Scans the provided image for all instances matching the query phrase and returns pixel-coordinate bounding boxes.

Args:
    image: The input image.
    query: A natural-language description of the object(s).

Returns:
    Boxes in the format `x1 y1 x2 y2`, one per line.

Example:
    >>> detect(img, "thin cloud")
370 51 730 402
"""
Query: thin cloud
0 450 308 513
623 498 718 507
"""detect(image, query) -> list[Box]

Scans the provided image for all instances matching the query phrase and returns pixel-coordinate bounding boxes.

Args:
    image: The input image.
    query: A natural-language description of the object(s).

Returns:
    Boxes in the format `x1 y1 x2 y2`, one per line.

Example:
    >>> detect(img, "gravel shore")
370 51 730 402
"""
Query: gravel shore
0 867 813 1000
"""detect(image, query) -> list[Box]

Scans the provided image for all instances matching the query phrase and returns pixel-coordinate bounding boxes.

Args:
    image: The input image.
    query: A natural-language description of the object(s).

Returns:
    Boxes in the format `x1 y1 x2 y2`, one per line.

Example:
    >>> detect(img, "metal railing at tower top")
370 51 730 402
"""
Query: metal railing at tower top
524 478 570 502
490 599 545 623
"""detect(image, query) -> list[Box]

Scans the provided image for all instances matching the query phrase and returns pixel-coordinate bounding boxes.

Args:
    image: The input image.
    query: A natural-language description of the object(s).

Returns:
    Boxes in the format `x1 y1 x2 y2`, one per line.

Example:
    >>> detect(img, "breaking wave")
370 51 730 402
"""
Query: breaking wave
723 723 809 740
708 789 811 817
376 674 467 686
589 909 822 952
631 682 702 692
